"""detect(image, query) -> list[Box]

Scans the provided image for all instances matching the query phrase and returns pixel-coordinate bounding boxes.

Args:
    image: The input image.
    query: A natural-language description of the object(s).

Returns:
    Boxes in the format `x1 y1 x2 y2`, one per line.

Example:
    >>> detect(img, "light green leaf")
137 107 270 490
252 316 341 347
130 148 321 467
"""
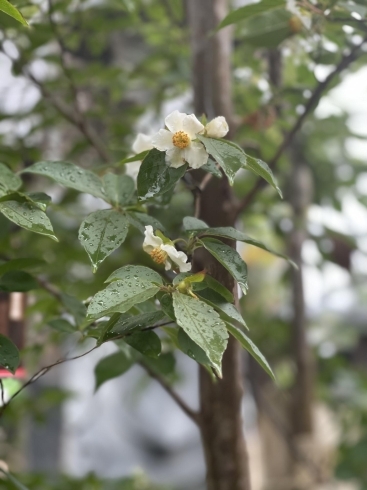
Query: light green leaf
200 238 248 294
0 258 45 276
217 0 285 29
226 323 275 380
198 136 282 196
0 162 22 195
23 161 105 199
183 216 209 231
338 1 367 17
117 151 149 166
125 330 161 358
196 226 295 265
137 149 187 200
204 275 234 303
0 201 58 241
127 211 166 234
172 292 228 377
0 271 39 292
78 209 129 272
197 289 248 330
0 334 20 374
87 266 163 319
102 173 135 207
94 350 134 391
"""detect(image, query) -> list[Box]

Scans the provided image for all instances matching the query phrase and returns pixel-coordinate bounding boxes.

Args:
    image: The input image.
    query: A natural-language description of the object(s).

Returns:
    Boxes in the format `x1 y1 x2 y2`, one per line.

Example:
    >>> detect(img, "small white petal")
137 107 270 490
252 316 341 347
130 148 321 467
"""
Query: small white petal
166 148 186 168
132 133 153 154
184 142 209 169
165 110 186 133
124 161 141 181
143 225 163 253
183 114 205 139
164 261 172 271
152 129 174 151
162 244 191 272
205 116 229 138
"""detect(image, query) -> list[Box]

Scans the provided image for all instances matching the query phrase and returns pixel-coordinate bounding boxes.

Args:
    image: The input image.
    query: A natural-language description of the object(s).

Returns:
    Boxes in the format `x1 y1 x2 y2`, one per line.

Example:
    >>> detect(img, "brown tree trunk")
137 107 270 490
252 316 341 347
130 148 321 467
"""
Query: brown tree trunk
187 1 251 489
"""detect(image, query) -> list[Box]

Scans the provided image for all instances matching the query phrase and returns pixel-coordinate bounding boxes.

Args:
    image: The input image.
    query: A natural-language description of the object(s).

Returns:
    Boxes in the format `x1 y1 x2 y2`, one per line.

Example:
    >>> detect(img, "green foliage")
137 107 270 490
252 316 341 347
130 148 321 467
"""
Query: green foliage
94 349 135 391
0 0 28 26
0 334 20 374
217 0 285 29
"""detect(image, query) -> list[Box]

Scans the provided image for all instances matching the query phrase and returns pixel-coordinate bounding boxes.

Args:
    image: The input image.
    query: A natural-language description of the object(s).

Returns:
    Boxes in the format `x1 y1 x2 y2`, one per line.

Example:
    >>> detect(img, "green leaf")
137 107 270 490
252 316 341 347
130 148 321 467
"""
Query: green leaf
217 0 285 29
197 289 248 330
182 216 208 232
0 0 27 25
0 469 30 490
94 350 134 391
111 310 167 335
26 192 52 211
226 323 275 380
177 328 211 366
60 293 86 325
0 258 45 276
196 226 295 265
23 161 105 199
0 334 20 374
201 158 222 178
142 352 176 378
198 136 282 196
0 201 58 241
200 238 248 294
0 163 22 195
137 149 187 200
0 271 39 292
78 209 129 272
159 294 176 321
47 318 76 333
102 173 135 207
172 292 228 377
87 266 163 319
338 1 367 18
204 275 234 303
126 211 166 234
125 330 161 358
117 151 149 166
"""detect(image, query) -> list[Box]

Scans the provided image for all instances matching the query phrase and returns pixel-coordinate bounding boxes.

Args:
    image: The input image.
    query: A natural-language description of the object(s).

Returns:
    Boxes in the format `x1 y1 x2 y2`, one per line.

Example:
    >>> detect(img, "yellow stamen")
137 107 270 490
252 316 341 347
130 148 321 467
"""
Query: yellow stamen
149 247 168 264
172 131 190 149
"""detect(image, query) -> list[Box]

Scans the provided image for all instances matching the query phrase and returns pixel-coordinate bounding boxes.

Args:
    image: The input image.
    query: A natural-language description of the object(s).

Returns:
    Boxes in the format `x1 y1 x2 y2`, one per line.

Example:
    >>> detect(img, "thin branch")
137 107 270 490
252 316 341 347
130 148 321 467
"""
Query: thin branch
138 360 200 424
234 34 367 217
0 380 5 407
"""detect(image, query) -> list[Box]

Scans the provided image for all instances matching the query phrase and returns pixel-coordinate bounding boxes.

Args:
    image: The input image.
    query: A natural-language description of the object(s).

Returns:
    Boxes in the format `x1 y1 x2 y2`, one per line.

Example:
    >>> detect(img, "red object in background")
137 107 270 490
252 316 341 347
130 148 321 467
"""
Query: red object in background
0 367 26 379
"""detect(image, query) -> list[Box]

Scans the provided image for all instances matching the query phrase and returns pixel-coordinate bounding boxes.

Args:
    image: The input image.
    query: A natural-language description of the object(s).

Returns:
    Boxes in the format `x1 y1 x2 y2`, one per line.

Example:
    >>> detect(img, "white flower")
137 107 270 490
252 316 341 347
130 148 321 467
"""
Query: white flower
125 133 153 180
286 0 311 29
143 225 191 273
152 110 208 169
205 116 229 138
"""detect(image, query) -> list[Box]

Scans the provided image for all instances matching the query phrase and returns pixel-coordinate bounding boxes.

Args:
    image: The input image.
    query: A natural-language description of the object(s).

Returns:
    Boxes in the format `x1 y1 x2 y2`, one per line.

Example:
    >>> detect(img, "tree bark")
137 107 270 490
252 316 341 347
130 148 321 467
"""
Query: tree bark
187 1 251 489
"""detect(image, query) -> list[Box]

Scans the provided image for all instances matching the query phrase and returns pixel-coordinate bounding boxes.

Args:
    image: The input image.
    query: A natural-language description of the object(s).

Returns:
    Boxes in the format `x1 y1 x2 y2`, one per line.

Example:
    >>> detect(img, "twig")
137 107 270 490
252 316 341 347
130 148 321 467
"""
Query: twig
0 380 5 406
0 344 98 417
138 360 200 424
234 34 367 217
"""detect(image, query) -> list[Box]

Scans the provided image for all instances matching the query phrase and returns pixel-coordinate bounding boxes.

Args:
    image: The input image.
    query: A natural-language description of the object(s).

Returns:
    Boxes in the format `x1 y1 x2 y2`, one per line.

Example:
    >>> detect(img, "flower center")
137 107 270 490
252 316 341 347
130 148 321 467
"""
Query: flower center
172 131 190 149
150 247 168 264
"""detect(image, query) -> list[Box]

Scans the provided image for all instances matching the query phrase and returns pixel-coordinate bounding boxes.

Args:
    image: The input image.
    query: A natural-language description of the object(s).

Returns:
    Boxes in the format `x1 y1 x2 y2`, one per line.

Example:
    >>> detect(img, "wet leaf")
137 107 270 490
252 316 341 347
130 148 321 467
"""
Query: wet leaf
102 173 135 207
0 163 22 196
94 350 134 391
0 334 20 374
177 328 211 366
125 330 161 358
111 310 167 335
0 201 58 241
23 161 105 199
173 292 228 377
197 289 248 330
126 211 166 234
78 209 129 272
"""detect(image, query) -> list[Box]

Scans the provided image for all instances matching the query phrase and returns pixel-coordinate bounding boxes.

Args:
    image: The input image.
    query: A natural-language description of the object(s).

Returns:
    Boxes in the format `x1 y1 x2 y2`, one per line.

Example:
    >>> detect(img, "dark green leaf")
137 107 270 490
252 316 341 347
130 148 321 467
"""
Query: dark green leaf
159 294 176 321
177 328 211 366
137 149 187 200
0 258 45 276
94 350 134 391
0 162 22 195
78 209 129 272
226 323 275 380
201 158 222 178
182 216 208 231
102 173 135 207
111 310 167 335
173 292 228 377
0 271 39 292
23 161 105 199
142 352 176 377
217 0 285 29
60 293 87 325
197 289 248 330
204 275 234 303
117 151 149 166
126 211 166 234
125 330 161 358
47 318 76 333
0 334 20 374
200 238 249 294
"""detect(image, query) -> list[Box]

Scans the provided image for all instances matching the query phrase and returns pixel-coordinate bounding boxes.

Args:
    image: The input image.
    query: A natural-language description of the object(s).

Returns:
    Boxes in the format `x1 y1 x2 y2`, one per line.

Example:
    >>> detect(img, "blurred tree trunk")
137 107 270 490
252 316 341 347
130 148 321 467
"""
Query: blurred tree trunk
187 1 251 489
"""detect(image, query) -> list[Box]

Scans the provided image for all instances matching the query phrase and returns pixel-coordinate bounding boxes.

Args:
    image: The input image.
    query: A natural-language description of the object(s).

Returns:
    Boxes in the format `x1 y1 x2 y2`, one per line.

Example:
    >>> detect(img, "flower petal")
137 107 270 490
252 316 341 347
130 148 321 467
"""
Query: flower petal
152 129 174 151
166 148 186 168
165 110 186 133
183 114 205 139
162 244 191 273
184 142 209 169
143 225 163 253
132 133 153 153
205 116 229 138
